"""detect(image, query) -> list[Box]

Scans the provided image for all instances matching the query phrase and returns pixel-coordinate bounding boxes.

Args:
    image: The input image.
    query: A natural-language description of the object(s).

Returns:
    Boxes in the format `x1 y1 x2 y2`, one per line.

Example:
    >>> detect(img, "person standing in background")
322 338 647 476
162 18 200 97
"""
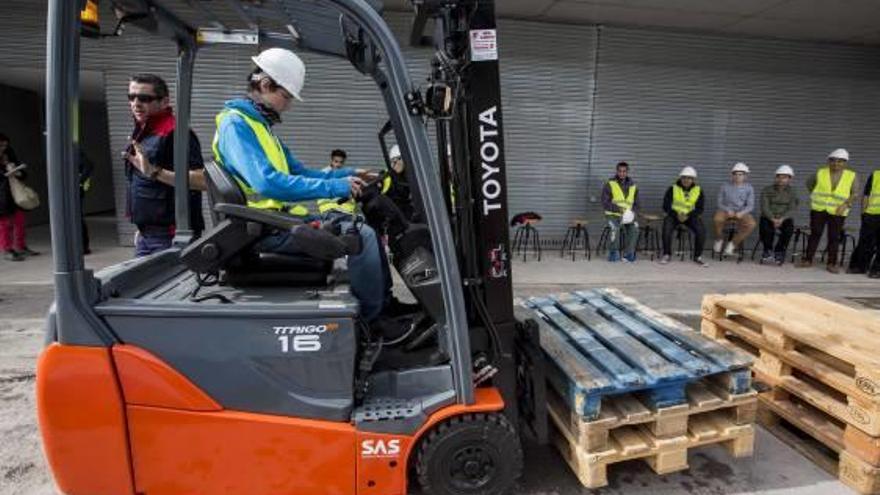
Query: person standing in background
848 167 880 277
0 133 37 261
601 161 640 262
797 148 859 274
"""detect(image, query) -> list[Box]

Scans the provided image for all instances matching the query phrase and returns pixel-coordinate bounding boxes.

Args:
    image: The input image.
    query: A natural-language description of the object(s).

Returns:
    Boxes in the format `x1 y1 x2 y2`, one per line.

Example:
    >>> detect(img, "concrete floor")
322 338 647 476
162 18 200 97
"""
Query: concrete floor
1 216 873 494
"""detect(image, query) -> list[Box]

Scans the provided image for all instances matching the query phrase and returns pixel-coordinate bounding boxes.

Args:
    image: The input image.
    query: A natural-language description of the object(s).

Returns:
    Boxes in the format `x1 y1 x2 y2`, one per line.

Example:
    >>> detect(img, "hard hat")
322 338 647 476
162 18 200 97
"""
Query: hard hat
621 209 635 225
828 148 849 161
389 145 401 160
251 48 306 101
679 166 697 178
731 162 750 174
775 164 794 177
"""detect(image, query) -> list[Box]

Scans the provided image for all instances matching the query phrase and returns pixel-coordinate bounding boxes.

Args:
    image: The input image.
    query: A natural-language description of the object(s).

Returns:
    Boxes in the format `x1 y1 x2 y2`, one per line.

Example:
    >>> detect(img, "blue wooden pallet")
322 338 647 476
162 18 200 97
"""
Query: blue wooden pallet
525 289 753 420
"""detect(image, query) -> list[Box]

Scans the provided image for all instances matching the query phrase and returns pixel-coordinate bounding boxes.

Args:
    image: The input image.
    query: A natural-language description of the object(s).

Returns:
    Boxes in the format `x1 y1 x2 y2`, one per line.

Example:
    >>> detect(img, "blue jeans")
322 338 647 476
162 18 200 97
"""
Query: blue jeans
259 221 388 321
135 229 173 257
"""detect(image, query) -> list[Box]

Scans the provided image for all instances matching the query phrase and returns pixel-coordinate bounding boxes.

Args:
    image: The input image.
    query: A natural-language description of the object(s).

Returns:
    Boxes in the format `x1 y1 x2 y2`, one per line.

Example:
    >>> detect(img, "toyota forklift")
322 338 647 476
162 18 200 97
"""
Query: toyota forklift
38 1 547 494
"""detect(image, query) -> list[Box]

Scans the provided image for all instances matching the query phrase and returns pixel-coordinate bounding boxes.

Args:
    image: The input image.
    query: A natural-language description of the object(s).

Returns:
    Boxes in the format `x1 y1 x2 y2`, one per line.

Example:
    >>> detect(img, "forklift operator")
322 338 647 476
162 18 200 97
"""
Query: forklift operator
212 48 390 321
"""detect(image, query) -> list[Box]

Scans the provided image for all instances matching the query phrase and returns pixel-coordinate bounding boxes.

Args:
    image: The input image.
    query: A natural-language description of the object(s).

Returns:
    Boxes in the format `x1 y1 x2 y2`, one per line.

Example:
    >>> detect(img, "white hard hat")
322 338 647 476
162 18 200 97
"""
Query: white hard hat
731 162 750 174
251 48 306 101
679 166 697 178
775 164 794 177
389 145 401 160
828 148 849 161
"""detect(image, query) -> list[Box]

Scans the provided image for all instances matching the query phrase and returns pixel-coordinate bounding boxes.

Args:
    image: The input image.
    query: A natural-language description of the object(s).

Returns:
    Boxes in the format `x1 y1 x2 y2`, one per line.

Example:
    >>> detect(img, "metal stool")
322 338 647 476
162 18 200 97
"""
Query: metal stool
820 226 858 266
714 219 745 263
638 214 662 261
673 224 693 261
595 223 629 258
791 225 810 263
560 219 591 261
512 219 542 262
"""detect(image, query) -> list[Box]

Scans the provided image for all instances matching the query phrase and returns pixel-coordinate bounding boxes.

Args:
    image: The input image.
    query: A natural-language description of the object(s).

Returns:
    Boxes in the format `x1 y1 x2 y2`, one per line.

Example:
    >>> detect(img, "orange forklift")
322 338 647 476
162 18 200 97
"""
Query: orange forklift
38 1 547 494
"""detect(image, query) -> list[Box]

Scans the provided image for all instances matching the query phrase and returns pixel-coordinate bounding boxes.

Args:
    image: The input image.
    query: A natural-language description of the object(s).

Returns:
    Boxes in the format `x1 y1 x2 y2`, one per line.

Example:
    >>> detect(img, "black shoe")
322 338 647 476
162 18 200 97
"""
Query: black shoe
383 297 421 318
83 248 92 255
869 271 880 279
847 266 866 275
4 250 24 262
20 246 39 256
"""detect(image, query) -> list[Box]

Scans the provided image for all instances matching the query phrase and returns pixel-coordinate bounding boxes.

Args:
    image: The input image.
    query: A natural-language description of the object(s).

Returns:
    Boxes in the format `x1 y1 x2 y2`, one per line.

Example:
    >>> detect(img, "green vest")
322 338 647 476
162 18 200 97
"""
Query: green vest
672 184 700 215
212 109 309 215
811 167 855 216
605 180 636 217
316 197 355 215
866 171 880 216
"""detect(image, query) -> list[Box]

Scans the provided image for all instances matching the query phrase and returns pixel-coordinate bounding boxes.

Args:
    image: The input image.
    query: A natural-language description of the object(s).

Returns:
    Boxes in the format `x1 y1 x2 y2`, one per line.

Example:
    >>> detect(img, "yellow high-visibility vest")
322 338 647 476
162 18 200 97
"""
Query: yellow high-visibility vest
212 109 309 215
316 197 355 215
671 184 700 215
866 171 880 215
811 167 855 217
605 180 636 217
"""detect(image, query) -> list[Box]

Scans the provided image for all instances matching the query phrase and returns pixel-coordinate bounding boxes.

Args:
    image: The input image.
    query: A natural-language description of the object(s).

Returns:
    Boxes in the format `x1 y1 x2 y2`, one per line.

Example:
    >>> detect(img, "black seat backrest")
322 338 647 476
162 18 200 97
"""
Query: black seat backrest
206 161 247 206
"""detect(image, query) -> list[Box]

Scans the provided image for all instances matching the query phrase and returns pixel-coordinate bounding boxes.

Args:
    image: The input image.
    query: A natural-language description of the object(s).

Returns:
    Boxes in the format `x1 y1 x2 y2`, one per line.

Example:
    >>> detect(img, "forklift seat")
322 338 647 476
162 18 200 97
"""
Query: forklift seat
180 161 344 286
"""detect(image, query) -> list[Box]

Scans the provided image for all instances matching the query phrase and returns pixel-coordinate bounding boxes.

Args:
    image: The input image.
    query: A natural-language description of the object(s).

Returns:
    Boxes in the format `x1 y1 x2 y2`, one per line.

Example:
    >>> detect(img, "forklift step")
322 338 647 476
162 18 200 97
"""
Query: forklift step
524 288 753 421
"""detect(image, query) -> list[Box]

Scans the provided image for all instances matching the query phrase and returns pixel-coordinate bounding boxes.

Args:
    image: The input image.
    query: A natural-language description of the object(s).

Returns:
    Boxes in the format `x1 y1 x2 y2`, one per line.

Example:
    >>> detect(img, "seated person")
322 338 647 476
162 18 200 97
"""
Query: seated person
213 47 391 322
660 167 708 267
713 162 756 256
759 165 798 265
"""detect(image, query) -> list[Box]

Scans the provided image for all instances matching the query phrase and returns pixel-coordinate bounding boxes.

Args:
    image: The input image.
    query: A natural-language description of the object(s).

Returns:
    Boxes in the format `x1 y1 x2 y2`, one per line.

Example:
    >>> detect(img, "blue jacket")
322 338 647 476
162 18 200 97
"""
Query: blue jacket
214 98 353 202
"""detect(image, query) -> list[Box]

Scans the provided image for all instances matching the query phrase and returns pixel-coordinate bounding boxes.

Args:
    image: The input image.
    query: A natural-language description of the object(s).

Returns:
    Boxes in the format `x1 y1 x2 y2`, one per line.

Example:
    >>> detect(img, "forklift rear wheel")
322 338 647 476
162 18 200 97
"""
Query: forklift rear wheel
415 412 522 495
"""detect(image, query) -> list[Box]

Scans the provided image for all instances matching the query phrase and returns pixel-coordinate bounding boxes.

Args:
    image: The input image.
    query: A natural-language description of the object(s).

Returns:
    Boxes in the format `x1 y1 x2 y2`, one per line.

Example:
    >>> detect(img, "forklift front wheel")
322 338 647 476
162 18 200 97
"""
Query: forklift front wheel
414 412 523 495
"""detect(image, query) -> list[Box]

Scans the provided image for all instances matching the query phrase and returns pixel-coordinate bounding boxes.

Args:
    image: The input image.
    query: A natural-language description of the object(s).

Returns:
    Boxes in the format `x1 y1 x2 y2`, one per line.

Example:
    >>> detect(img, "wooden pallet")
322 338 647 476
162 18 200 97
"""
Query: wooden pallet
549 387 755 489
758 394 880 494
548 378 757 451
526 290 753 420
702 292 880 436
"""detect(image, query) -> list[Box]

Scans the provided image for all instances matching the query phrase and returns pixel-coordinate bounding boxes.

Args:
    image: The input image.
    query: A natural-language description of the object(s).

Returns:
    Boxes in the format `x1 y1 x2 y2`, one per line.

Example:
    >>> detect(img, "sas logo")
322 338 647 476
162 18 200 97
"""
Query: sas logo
273 323 339 353
361 439 401 458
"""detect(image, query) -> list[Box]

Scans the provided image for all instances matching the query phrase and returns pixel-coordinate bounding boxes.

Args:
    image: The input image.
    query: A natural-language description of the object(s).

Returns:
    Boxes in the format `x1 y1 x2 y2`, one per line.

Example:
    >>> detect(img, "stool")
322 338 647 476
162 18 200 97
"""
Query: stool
638 214 662 261
595 222 630 258
791 226 810 263
560 219 591 261
714 219 745 263
512 219 542 262
750 230 780 264
820 226 858 266
673 224 693 261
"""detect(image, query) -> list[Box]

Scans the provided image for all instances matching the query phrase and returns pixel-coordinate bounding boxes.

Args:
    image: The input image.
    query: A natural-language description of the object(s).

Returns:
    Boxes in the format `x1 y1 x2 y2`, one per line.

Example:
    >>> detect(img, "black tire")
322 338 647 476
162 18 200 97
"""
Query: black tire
415 413 523 495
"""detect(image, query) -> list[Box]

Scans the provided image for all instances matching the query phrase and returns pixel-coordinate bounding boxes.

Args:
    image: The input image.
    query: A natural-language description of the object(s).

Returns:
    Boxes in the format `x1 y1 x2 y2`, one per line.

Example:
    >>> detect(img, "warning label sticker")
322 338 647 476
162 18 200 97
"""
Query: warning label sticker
470 29 498 62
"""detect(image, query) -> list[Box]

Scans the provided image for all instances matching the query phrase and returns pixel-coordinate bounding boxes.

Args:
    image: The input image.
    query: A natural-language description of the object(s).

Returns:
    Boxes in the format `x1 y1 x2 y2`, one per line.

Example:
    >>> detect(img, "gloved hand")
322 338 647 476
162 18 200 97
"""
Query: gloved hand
621 209 635 225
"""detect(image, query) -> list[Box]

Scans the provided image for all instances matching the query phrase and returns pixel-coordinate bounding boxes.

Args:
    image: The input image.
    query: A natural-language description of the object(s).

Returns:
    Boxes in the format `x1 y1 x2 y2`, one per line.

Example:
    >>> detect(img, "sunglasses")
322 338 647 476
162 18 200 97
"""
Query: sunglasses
128 93 159 103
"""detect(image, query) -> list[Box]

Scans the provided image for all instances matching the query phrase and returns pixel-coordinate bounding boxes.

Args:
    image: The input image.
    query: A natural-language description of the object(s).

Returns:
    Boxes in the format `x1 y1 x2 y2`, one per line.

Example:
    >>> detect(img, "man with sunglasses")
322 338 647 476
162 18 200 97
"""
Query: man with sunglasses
213 48 407 326
125 73 207 257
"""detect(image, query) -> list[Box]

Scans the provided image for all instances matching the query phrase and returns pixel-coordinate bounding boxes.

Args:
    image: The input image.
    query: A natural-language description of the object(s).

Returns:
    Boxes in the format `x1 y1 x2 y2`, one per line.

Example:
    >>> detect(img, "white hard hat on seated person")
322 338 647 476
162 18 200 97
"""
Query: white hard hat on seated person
251 48 306 101
679 166 697 178
389 145 402 161
731 162 750 174
775 164 794 177
828 148 849 161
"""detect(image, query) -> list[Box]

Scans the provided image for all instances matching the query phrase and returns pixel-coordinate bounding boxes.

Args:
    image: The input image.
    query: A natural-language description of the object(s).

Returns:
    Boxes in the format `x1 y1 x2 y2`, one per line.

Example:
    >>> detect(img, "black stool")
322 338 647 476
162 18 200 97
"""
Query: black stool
791 225 810 263
595 223 629 258
560 220 591 261
820 226 858 266
673 224 693 261
513 220 542 262
638 214 662 261
714 219 745 263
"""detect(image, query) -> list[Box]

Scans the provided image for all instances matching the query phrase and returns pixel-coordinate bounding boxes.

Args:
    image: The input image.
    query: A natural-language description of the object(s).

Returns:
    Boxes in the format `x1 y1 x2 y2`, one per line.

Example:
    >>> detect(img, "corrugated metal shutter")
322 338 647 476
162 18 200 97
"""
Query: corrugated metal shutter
497 21 596 238
590 26 880 248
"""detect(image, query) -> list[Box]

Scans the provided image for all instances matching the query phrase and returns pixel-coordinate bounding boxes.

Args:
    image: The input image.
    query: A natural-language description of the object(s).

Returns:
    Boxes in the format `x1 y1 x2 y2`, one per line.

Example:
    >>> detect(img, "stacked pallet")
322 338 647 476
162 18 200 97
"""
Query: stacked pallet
701 292 880 494
520 288 757 489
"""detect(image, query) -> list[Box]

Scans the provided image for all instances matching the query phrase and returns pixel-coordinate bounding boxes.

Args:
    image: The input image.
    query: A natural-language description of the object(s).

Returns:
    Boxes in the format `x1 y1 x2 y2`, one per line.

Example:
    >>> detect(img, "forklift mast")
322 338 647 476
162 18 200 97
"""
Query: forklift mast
411 0 520 424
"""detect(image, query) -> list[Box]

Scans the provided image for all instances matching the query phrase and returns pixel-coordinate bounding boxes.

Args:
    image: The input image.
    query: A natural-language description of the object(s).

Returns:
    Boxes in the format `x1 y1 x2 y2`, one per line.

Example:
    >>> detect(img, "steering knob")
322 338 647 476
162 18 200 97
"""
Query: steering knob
200 243 219 260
